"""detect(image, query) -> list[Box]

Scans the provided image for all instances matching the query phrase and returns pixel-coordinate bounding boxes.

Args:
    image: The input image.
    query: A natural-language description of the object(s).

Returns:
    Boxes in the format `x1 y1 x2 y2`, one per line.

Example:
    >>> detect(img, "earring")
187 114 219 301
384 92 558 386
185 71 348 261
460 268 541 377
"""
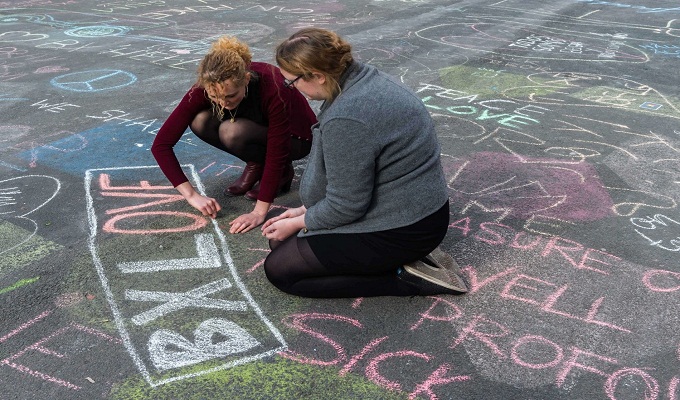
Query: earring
245 85 249 98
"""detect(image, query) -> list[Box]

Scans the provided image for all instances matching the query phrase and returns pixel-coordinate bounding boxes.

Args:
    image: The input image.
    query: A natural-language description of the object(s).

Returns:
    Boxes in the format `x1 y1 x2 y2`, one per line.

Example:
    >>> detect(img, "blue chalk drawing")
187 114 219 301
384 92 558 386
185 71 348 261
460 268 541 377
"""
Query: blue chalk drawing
640 102 663 111
65 25 129 37
16 123 238 179
50 70 137 93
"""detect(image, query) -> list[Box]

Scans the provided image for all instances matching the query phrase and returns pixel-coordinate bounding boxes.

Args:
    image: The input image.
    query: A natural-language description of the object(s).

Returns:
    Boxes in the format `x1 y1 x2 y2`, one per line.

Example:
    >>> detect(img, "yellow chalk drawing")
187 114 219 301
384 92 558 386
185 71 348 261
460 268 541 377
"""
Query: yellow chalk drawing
0 220 62 274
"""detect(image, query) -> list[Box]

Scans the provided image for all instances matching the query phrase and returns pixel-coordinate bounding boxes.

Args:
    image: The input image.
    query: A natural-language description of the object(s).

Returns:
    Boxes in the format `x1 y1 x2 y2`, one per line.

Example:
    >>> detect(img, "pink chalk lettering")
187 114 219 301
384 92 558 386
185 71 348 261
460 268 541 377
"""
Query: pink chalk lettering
642 270 680 292
669 376 680 400
450 315 511 358
605 368 659 400
555 347 618 388
462 265 520 294
473 222 513 245
541 236 584 268
366 351 432 391
502 275 630 332
501 274 561 306
338 336 389 376
199 161 216 173
351 298 364 308
102 192 185 215
511 335 563 369
576 248 620 275
246 248 270 273
408 363 472 400
280 313 362 366
449 217 472 236
99 174 173 191
0 309 53 343
98 173 207 234
542 287 630 332
103 211 208 234
1 322 122 391
509 231 543 250
410 297 463 330
214 164 242 176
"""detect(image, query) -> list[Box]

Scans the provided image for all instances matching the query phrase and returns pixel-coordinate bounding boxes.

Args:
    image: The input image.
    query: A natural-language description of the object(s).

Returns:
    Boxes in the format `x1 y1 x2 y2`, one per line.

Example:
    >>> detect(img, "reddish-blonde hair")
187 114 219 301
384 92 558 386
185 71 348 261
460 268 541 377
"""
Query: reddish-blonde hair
276 28 353 100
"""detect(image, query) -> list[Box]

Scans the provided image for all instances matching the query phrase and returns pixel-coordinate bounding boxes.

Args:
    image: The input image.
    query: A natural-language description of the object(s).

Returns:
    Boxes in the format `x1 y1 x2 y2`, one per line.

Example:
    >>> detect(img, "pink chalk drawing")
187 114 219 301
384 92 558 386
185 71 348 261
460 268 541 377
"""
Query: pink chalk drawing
246 248 270 273
1 319 121 391
444 152 615 222
0 175 61 257
97 173 208 234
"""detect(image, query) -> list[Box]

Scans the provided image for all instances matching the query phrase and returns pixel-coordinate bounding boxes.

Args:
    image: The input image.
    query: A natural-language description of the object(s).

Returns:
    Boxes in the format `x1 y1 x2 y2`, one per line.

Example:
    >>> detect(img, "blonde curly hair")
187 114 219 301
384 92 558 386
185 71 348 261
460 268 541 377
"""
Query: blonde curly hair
197 36 253 119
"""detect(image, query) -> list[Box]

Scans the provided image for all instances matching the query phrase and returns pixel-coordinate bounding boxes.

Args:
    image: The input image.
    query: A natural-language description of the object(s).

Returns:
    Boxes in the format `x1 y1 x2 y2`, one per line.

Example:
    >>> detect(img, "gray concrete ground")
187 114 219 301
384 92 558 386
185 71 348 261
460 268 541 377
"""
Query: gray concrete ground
1 0 680 399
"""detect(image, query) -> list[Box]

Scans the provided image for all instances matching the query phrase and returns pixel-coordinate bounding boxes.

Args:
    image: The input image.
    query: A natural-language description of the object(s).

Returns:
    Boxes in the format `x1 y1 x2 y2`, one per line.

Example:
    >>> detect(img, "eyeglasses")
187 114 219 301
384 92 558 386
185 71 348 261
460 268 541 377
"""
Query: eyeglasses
283 75 303 89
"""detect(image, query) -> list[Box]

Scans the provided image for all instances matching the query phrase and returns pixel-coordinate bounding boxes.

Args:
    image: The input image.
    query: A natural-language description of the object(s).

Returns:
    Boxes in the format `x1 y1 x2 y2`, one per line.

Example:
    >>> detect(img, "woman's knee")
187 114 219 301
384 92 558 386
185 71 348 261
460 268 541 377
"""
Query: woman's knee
263 253 292 293
190 110 218 139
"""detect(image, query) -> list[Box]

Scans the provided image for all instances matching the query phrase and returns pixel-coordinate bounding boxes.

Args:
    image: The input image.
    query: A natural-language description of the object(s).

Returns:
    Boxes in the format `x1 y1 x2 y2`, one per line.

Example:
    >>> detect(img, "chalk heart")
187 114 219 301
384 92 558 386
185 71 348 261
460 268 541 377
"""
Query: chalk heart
0 175 61 256
0 175 60 218
148 318 260 371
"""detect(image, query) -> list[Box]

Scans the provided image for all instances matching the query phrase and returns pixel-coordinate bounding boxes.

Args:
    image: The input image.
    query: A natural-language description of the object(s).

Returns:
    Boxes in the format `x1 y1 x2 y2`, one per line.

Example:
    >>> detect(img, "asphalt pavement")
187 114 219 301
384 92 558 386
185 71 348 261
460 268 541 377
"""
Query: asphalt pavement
1 0 680 399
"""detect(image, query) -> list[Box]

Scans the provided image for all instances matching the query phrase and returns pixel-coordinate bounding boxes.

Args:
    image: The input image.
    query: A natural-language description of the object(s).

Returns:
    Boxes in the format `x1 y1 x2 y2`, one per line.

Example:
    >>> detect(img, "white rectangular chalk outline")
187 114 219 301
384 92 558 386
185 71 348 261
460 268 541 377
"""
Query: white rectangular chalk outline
84 165 287 387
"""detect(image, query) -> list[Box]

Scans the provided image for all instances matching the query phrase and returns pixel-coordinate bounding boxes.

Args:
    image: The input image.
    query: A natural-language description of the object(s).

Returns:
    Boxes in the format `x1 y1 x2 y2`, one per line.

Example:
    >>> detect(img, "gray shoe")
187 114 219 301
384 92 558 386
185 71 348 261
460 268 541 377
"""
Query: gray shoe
403 248 468 293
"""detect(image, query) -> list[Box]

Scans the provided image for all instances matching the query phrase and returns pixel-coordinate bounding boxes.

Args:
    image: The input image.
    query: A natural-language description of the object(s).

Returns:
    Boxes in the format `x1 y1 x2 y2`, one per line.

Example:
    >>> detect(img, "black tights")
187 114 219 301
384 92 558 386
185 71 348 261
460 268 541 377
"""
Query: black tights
263 202 450 298
190 110 309 163
263 236 421 298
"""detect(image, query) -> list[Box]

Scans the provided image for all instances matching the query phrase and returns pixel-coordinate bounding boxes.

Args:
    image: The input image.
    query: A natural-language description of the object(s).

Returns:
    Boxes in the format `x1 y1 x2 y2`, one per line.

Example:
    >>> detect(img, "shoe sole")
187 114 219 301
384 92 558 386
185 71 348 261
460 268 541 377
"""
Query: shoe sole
403 261 468 293
423 248 469 293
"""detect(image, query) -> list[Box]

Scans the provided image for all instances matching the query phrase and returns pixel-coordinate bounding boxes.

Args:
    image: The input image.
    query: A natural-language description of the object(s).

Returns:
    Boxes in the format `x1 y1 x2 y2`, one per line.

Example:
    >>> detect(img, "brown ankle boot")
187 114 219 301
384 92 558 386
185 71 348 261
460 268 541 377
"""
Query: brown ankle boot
225 162 263 196
245 163 294 201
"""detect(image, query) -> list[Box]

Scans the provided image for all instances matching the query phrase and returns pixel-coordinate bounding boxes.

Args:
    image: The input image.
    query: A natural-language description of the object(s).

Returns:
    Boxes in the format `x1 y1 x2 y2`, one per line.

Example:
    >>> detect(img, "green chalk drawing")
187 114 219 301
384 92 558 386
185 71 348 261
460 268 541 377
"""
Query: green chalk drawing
0 221 62 274
109 357 411 400
0 276 40 295
439 65 556 98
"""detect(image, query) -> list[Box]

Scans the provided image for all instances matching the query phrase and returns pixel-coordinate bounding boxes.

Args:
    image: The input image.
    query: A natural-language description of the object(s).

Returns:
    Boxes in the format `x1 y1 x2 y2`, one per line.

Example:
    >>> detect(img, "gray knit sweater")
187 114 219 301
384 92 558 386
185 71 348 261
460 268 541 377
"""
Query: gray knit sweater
299 61 448 236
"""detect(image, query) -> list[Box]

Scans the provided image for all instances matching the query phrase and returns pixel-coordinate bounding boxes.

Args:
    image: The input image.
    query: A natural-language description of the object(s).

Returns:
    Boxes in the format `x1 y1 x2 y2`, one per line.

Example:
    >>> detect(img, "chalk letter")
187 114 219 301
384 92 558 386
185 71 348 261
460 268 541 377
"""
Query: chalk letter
366 351 431 391
450 315 510 358
127 279 247 325
555 347 618 388
118 234 221 273
410 297 463 330
511 335 563 369
280 313 362 366
409 363 471 400
605 368 659 400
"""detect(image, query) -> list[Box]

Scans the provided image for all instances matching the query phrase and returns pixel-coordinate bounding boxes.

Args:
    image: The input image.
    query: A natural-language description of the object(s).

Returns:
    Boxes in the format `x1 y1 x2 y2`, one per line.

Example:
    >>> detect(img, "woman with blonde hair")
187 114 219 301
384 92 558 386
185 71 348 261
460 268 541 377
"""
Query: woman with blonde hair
261 28 468 297
152 36 317 233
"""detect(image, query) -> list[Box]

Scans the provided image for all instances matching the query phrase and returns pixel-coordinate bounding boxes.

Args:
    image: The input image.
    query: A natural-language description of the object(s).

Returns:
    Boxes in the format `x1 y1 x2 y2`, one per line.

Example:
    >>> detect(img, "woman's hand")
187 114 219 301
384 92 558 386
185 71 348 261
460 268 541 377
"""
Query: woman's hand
229 211 266 234
261 206 306 230
176 182 221 219
186 192 221 218
262 212 306 242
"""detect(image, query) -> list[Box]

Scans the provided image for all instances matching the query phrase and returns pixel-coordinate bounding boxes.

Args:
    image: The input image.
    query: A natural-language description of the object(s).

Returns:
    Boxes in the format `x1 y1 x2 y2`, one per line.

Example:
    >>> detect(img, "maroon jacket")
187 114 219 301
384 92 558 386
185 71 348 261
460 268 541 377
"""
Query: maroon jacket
151 62 316 202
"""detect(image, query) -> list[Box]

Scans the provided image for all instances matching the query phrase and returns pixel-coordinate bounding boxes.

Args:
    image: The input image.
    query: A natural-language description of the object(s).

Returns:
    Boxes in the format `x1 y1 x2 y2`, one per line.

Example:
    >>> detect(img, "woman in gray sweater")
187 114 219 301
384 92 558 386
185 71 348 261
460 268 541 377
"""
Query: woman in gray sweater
261 28 467 298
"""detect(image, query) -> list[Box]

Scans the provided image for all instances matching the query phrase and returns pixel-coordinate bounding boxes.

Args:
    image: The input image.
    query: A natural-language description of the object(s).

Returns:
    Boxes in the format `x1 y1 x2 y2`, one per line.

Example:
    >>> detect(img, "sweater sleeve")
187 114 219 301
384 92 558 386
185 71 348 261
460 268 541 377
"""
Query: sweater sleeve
304 118 379 230
151 86 211 187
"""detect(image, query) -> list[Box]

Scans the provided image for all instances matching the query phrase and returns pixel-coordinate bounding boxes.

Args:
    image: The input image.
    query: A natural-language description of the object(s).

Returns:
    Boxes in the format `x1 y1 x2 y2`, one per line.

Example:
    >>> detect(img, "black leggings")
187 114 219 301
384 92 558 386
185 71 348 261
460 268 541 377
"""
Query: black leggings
263 201 450 298
189 110 310 163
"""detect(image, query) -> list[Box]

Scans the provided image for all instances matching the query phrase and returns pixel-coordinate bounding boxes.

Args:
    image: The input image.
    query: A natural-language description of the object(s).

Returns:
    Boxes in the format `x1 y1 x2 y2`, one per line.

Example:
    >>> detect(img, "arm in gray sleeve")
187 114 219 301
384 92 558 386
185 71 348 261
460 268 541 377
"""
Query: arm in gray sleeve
304 118 378 230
